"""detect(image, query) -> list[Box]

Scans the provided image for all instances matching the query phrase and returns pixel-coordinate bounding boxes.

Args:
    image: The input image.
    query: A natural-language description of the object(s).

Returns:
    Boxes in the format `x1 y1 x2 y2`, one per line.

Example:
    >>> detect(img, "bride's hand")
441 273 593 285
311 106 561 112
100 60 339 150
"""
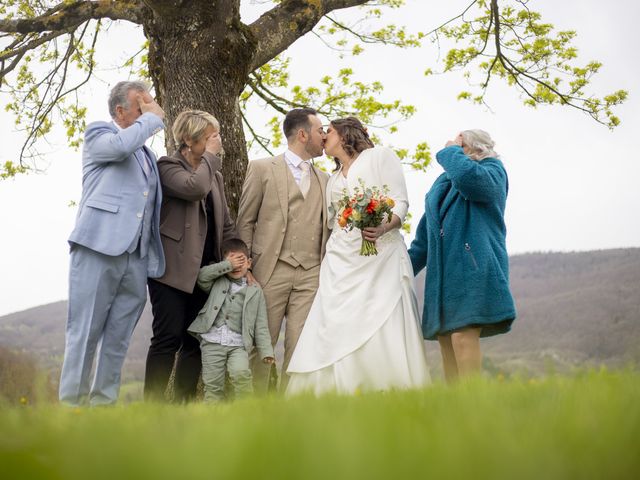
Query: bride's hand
362 225 386 242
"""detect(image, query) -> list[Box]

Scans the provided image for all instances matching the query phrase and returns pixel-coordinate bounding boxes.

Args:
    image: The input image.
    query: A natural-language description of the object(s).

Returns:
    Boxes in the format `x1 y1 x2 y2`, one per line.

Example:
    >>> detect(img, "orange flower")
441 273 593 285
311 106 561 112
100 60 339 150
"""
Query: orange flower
338 216 348 228
342 207 353 218
366 199 378 214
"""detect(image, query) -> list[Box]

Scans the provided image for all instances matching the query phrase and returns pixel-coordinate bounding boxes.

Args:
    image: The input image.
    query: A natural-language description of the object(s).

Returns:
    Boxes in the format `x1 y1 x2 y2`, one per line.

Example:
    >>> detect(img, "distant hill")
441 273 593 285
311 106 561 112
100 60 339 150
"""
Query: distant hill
484 249 640 373
1 248 639 382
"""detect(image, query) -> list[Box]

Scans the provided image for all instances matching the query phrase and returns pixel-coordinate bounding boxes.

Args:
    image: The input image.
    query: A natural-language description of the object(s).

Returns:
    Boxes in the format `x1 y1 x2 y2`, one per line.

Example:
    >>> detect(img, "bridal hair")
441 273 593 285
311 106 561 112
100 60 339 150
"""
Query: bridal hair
172 110 220 151
108 80 149 118
461 129 499 161
283 107 318 140
330 117 375 171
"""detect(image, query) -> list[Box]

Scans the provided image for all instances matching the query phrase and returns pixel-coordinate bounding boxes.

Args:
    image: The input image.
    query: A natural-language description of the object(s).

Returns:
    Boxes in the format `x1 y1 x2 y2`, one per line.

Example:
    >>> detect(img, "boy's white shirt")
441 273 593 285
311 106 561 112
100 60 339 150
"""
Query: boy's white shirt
200 278 247 346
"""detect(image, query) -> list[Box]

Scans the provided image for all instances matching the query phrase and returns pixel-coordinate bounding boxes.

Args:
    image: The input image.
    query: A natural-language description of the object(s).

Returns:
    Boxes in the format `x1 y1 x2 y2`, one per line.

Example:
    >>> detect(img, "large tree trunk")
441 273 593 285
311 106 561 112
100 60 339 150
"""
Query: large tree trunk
143 6 254 216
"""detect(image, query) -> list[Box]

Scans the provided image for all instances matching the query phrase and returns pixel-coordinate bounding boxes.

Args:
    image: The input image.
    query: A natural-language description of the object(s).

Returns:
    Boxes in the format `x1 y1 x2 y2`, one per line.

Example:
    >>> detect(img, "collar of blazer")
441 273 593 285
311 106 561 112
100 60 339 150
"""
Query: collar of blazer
174 149 196 171
171 150 223 181
217 275 260 305
169 150 225 215
271 154 327 226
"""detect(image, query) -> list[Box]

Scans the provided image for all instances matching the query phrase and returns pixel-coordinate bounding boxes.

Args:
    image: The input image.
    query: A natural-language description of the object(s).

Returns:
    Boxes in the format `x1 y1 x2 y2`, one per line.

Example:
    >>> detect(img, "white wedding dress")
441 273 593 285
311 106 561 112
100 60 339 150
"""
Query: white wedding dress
286 147 430 396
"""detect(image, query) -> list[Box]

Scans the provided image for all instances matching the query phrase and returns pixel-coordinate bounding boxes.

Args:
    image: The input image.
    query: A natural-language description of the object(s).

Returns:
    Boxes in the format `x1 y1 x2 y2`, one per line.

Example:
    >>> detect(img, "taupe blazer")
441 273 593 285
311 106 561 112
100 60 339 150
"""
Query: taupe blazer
155 151 236 293
236 154 330 285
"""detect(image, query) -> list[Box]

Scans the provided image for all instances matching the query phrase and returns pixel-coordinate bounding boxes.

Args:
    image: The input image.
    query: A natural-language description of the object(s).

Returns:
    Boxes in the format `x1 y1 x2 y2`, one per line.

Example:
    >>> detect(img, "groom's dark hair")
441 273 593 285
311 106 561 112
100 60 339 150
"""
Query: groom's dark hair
283 108 318 140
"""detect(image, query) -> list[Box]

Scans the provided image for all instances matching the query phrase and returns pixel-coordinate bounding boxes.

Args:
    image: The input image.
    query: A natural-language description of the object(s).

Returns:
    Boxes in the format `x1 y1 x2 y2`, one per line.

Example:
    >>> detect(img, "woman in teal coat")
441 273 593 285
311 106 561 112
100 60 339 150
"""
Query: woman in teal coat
409 130 516 381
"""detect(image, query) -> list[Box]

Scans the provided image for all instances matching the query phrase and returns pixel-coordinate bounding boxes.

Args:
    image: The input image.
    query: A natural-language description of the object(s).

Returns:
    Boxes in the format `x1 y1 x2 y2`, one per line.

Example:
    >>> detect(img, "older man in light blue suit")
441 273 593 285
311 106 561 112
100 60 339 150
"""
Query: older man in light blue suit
59 81 166 406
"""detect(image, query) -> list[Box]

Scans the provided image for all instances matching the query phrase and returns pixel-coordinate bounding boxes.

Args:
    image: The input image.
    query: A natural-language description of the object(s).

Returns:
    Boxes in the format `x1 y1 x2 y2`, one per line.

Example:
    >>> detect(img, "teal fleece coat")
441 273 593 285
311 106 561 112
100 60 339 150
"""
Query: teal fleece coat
408 145 516 340
187 260 274 360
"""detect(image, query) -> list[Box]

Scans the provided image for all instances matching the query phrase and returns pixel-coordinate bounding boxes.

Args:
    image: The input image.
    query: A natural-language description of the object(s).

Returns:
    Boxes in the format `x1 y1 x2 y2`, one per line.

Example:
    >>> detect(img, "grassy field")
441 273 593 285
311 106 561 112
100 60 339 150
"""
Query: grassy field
1 369 638 480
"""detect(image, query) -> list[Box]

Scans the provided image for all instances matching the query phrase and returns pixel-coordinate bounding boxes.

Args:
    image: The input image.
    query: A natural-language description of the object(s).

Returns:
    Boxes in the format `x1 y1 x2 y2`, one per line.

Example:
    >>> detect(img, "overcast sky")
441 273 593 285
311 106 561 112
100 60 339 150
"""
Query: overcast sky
1 0 638 316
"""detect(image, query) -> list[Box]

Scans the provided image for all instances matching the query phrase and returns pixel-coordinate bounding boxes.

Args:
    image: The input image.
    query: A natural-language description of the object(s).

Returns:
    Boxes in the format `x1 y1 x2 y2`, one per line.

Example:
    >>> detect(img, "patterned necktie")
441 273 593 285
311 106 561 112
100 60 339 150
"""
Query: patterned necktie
299 161 311 198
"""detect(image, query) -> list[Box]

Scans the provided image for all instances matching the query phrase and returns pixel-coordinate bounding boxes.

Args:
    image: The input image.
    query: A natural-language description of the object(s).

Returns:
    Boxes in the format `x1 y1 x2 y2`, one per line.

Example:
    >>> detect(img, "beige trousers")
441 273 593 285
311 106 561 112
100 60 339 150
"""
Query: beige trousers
252 260 320 392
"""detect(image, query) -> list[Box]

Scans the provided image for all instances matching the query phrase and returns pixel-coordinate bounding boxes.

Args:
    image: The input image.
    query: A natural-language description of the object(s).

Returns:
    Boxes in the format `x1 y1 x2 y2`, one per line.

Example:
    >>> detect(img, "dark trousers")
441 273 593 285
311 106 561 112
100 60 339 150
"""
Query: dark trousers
144 278 208 402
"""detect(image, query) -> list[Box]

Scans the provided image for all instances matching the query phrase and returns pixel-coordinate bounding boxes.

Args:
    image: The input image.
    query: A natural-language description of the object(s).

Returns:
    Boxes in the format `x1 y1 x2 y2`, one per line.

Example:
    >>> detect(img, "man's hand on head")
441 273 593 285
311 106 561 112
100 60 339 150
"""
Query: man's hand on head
138 94 165 120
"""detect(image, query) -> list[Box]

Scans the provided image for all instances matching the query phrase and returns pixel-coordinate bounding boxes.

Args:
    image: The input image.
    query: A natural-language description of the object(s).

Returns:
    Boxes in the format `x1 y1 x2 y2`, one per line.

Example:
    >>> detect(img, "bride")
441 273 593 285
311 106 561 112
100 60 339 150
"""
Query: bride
286 117 430 395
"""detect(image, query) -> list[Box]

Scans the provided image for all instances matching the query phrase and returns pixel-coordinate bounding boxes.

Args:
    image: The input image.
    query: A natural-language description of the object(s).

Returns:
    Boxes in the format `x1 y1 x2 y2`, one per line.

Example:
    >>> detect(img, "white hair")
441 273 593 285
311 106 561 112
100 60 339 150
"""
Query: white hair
461 129 499 161
108 80 149 118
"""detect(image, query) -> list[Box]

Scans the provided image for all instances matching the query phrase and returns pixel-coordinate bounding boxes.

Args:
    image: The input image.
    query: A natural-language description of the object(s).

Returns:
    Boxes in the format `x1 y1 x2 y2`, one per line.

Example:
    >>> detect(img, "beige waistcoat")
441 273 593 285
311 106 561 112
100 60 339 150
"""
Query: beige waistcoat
278 168 323 269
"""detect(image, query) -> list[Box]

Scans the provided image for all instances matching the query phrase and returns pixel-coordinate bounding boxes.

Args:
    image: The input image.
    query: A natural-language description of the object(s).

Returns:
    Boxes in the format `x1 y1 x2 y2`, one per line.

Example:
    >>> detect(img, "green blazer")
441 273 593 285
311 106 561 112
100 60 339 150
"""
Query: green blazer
187 260 274 360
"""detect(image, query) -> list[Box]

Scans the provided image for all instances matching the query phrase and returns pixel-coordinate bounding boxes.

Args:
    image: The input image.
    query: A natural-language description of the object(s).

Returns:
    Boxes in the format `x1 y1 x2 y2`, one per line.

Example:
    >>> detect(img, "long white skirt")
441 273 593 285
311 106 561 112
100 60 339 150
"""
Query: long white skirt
286 228 430 396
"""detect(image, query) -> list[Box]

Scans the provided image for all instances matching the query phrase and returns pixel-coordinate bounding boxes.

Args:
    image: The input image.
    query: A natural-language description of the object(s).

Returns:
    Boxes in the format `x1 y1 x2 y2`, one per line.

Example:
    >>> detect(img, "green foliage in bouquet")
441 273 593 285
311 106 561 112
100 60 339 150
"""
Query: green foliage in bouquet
336 178 396 256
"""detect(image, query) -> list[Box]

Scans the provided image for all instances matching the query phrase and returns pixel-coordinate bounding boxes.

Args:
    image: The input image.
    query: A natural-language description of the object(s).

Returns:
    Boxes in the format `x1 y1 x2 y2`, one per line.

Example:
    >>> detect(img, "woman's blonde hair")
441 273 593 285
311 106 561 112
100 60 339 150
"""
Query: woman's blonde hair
172 110 220 150
461 129 498 161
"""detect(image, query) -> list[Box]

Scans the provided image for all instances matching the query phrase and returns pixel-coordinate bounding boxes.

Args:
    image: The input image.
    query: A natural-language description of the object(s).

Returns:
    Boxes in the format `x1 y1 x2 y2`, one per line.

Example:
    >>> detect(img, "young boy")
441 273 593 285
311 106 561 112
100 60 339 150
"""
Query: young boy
188 238 274 402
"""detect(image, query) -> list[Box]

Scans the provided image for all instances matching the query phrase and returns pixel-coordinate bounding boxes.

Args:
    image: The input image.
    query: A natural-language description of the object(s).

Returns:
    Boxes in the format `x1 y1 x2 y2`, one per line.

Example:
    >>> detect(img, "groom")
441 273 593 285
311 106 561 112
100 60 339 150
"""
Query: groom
236 108 329 391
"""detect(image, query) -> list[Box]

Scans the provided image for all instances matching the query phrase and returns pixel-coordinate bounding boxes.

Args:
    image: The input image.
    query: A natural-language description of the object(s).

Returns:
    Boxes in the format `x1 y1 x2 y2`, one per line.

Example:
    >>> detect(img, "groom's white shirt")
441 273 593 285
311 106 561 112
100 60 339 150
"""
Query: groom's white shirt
284 149 310 186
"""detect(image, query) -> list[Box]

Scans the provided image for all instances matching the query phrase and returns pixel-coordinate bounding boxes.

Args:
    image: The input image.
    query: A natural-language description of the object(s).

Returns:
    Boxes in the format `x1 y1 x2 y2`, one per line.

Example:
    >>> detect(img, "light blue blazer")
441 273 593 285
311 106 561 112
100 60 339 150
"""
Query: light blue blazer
68 112 166 278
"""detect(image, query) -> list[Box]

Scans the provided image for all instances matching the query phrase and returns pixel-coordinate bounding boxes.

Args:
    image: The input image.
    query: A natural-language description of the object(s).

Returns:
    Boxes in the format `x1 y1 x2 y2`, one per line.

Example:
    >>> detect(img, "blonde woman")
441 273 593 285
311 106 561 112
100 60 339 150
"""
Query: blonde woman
409 130 516 382
144 110 236 402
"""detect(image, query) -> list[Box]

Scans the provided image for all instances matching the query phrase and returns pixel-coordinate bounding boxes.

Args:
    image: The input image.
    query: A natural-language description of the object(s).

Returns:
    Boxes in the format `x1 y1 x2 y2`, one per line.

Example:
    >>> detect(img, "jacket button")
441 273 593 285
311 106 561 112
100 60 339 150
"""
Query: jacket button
222 290 227 294
186 223 191 228
213 306 218 310
143 191 148 197
136 213 142 218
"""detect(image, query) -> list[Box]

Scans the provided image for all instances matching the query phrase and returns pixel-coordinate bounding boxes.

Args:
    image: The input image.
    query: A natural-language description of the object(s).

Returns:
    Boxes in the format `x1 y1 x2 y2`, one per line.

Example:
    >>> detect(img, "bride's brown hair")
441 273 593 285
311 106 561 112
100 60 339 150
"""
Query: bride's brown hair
330 117 374 171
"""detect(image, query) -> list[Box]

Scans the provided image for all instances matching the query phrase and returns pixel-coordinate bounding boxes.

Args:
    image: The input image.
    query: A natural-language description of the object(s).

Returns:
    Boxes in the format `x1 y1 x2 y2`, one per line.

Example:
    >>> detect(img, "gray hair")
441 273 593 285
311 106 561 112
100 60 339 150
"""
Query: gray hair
461 129 499 161
108 81 149 118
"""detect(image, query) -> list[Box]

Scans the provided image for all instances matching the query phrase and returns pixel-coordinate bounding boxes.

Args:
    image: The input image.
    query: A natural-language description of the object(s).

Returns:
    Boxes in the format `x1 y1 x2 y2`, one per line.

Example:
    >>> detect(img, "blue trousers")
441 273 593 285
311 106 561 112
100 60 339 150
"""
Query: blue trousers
59 244 147 406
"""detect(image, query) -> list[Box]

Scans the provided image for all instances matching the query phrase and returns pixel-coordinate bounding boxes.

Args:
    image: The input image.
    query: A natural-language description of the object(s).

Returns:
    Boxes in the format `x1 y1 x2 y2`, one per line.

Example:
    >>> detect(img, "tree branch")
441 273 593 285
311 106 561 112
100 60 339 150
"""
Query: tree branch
0 28 75 63
246 74 293 114
489 0 606 124
248 0 369 72
424 0 478 36
8 20 101 164
241 108 274 156
0 1 145 33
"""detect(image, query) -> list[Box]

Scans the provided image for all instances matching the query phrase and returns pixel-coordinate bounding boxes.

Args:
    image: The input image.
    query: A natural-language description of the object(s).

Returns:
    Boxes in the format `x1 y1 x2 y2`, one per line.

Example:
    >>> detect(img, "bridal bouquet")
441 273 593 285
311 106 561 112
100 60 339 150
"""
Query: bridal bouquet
336 178 395 256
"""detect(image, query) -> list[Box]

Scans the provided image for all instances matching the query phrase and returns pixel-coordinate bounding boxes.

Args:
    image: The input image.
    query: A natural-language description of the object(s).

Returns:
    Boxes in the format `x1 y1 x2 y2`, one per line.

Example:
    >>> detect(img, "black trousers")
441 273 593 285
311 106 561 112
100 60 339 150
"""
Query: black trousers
144 278 208 402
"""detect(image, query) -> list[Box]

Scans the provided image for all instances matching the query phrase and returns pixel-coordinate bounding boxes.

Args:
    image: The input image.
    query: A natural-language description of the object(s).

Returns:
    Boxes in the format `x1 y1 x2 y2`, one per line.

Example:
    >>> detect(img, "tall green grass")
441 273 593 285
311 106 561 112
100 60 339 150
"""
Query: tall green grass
1 370 638 480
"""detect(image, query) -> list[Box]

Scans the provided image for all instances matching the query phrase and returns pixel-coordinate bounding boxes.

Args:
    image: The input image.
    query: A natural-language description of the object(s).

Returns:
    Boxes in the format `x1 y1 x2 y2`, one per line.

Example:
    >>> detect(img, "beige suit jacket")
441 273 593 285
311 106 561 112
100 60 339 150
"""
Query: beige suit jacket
236 154 330 284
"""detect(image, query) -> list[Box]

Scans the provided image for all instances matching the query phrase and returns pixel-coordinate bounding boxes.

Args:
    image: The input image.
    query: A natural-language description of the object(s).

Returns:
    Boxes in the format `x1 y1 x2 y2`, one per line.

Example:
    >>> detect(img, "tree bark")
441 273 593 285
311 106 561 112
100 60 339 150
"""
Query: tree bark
143 5 254 216
139 0 370 216
0 0 369 212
